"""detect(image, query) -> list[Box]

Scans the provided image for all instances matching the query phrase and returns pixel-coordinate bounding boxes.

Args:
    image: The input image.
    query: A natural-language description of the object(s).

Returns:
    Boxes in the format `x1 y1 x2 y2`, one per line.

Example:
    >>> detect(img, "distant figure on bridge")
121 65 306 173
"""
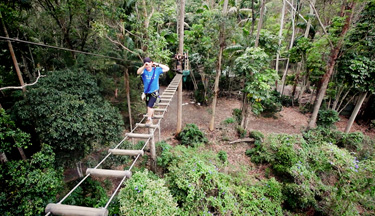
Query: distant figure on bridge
137 57 170 126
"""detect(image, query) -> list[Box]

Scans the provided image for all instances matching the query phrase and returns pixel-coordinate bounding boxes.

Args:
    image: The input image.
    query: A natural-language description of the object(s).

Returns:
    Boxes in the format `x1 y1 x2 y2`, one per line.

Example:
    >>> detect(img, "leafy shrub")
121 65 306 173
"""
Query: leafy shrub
163 145 284 215
317 109 340 128
65 178 108 208
246 131 265 159
236 126 246 138
280 95 297 107
0 144 63 216
217 150 228 164
165 146 238 215
299 102 314 114
222 117 235 125
232 108 242 123
342 132 364 152
118 170 178 216
156 141 175 169
252 131 375 215
283 183 317 210
249 130 264 144
260 90 283 117
177 124 208 147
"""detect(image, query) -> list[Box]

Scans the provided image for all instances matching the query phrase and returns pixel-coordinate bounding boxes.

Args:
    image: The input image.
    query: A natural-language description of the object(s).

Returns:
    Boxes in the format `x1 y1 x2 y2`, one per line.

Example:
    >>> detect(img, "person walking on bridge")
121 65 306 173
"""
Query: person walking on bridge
137 57 169 126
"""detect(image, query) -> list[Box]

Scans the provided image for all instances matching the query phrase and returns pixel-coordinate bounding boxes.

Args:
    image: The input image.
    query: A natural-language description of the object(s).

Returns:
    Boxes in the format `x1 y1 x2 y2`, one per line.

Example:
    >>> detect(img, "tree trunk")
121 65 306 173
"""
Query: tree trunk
210 0 228 131
281 1 296 95
345 92 367 133
176 0 185 134
332 84 345 110
304 0 316 38
250 0 256 35
254 0 266 47
240 93 250 129
0 152 7 163
0 12 25 92
338 93 358 115
292 62 302 99
124 68 133 130
275 0 286 82
308 2 355 129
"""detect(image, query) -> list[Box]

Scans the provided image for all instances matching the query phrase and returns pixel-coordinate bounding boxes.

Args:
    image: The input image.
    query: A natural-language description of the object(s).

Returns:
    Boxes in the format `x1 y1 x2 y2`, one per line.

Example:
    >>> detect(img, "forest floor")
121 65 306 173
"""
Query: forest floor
158 86 375 176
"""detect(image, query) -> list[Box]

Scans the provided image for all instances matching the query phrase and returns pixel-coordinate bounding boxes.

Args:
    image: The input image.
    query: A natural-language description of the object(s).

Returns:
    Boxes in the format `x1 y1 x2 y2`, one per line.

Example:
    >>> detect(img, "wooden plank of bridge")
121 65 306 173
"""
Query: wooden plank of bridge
125 133 153 139
157 103 169 106
109 149 144 156
143 114 163 119
45 204 108 216
136 123 159 128
86 168 132 178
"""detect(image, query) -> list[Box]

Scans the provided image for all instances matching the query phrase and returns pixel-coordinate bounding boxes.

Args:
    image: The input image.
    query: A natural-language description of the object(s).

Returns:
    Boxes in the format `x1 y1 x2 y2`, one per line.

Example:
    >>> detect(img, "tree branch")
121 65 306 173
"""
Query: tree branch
308 0 334 48
0 70 45 91
228 138 255 144
105 35 142 61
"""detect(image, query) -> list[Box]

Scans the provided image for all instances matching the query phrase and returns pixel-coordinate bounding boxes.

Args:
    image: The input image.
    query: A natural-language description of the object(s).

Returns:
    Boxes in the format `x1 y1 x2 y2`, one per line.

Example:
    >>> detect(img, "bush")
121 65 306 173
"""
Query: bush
299 102 314 114
317 109 340 128
118 170 178 216
280 95 297 107
260 91 283 117
156 141 175 169
217 150 228 164
165 147 238 215
177 124 208 147
232 108 242 123
163 145 284 215
222 117 235 125
236 126 246 138
249 130 264 143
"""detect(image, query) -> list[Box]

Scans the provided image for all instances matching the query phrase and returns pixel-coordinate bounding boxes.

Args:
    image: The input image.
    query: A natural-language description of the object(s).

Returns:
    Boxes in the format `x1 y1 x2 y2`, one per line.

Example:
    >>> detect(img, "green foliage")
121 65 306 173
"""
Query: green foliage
232 108 242 123
163 145 283 215
13 69 124 164
259 90 282 117
338 55 375 93
317 109 340 128
177 124 208 147
164 146 237 215
156 141 175 169
0 108 31 154
249 130 264 144
246 131 265 160
0 144 63 216
64 178 108 208
217 150 228 164
234 47 279 116
251 131 375 214
118 170 178 216
236 126 247 138
222 117 235 125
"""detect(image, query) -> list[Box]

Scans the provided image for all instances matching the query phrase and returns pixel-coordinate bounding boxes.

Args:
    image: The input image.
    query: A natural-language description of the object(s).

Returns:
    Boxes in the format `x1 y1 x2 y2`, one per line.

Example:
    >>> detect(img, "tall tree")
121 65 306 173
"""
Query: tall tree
308 1 356 129
177 0 185 134
209 0 228 131
275 0 286 77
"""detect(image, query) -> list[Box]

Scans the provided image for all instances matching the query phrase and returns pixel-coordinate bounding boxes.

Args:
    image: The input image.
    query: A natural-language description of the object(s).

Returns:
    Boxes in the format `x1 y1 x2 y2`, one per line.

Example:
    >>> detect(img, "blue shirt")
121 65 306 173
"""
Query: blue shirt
142 67 163 93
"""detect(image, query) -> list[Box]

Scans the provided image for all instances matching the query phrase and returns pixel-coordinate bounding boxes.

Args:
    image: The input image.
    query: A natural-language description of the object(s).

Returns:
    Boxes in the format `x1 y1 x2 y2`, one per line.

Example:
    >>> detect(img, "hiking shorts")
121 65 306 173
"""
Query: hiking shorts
145 90 160 108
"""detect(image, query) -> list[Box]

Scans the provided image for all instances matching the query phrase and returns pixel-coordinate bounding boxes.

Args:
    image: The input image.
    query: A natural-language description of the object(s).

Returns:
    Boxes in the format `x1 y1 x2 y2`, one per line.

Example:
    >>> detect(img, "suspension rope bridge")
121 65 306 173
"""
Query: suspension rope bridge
45 74 183 216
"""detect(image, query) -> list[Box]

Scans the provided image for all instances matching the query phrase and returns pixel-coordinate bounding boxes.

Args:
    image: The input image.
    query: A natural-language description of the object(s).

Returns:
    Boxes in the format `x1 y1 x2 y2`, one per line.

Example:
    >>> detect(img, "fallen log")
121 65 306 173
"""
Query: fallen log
228 138 255 144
